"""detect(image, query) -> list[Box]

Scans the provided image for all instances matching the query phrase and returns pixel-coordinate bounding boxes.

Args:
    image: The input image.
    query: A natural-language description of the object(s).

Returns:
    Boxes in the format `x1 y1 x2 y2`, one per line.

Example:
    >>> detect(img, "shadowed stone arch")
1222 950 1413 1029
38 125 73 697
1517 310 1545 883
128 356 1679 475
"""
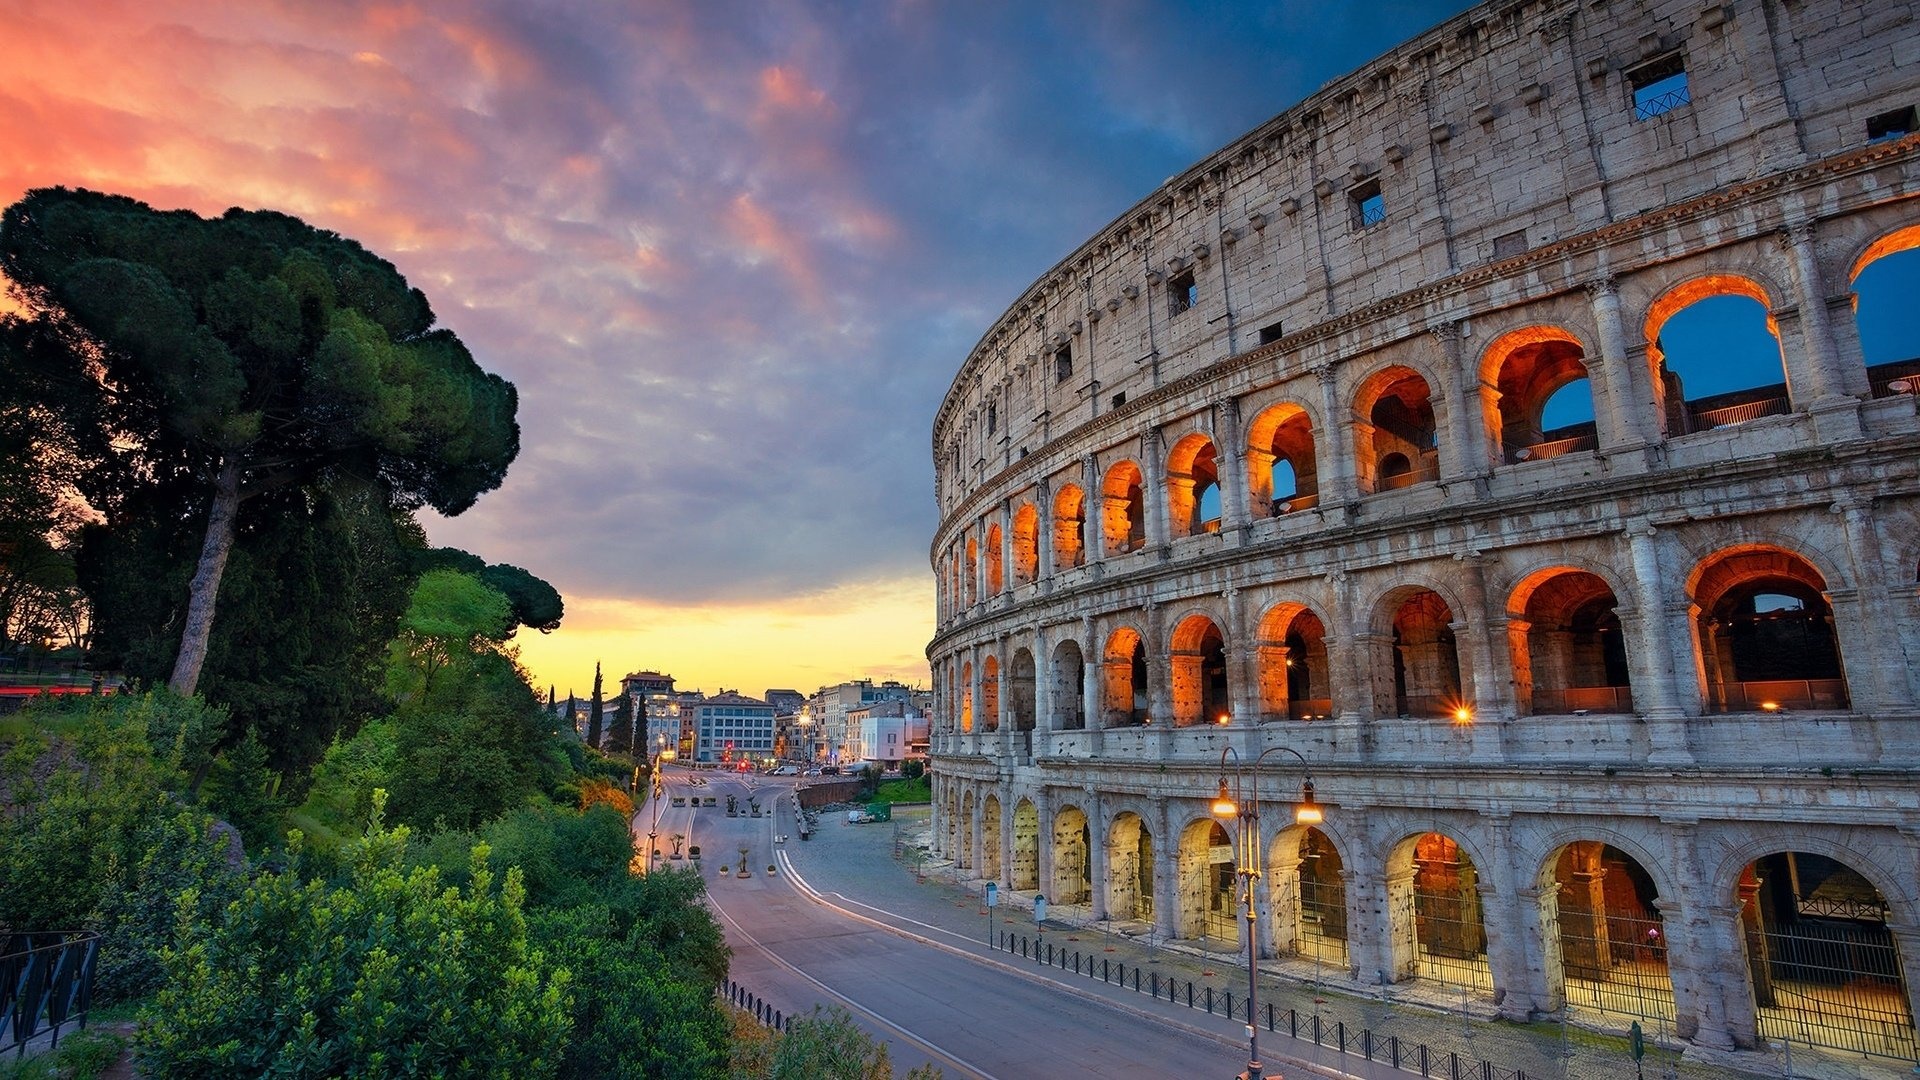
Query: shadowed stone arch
1106 810 1155 924
1052 803 1093 906
1050 636 1086 730
1176 814 1237 944
980 654 1002 732
981 793 1003 881
1479 325 1598 465
1166 430 1222 537
1352 363 1440 494
1254 600 1331 721
1245 401 1321 516
1051 483 1086 570
1010 797 1039 890
1101 624 1148 727
1685 545 1849 712
984 522 1004 594
1383 828 1493 991
1169 611 1230 726
1101 460 1147 555
1506 566 1632 715
1641 274 1788 437
1011 502 1039 586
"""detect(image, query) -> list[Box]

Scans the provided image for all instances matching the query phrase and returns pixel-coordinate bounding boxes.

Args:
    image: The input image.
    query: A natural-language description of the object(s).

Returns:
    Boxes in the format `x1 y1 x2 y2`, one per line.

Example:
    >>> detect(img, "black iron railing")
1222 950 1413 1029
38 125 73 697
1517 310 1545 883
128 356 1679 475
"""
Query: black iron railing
3 931 100 1056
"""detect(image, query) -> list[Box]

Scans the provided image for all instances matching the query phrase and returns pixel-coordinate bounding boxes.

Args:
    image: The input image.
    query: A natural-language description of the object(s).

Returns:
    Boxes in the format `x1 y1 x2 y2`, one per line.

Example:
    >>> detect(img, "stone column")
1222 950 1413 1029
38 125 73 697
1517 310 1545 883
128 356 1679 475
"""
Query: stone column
1215 398 1251 543
968 643 985 742
1482 815 1534 1020
1032 624 1053 744
1328 569 1369 726
1145 602 1173 728
995 634 1015 756
1891 925 1920 1050
999 502 1015 598
1665 822 1743 1050
1225 587 1255 726
1035 477 1055 588
1035 793 1056 907
1457 552 1512 731
1834 497 1917 715
1088 792 1110 921
1779 222 1861 401
1624 522 1695 763
1081 453 1106 569
1431 321 1490 480
1142 426 1170 554
1315 363 1356 508
1081 615 1104 750
1154 802 1179 941
1585 277 1656 448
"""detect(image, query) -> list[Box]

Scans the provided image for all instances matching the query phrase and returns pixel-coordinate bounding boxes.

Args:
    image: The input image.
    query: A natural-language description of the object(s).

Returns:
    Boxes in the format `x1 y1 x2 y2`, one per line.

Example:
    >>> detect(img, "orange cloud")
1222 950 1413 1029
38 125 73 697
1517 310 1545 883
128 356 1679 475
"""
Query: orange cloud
727 192 826 309
758 65 833 117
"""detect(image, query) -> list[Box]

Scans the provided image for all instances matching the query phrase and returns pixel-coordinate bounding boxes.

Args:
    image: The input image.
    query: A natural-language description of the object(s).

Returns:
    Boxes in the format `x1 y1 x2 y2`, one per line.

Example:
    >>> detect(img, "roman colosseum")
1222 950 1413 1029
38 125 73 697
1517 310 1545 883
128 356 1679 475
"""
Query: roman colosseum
927 0 1920 1062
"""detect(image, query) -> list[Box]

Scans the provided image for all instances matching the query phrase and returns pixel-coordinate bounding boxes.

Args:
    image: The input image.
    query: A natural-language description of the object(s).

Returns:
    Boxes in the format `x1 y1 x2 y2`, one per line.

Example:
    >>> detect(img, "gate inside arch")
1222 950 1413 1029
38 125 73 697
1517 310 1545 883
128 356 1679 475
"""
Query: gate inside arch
1538 841 1674 1027
1738 851 1916 1060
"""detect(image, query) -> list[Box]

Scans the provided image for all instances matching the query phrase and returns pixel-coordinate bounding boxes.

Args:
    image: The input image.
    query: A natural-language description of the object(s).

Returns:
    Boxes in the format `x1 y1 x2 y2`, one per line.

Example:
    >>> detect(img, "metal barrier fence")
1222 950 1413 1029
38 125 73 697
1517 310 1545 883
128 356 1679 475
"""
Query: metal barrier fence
994 929 1548 1080
3 931 100 1057
721 979 793 1034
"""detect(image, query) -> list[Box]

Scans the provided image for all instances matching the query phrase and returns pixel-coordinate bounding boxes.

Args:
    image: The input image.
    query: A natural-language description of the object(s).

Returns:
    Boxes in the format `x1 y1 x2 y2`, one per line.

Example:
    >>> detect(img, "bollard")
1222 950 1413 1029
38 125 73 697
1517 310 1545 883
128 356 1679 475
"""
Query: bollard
1266 1001 1275 1032
1338 1021 1347 1052
1150 972 1159 997
1206 986 1214 1014
1185 981 1193 1008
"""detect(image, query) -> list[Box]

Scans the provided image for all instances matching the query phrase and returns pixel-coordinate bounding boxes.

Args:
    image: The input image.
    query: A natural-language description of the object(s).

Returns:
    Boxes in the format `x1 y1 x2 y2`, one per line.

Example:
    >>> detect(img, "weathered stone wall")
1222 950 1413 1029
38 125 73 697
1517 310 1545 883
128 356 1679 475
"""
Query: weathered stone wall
928 0 1920 1059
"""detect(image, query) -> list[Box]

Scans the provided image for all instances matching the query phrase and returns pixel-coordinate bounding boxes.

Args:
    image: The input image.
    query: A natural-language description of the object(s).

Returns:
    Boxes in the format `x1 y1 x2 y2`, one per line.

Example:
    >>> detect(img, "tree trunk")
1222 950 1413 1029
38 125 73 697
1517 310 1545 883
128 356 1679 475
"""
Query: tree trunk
169 457 244 697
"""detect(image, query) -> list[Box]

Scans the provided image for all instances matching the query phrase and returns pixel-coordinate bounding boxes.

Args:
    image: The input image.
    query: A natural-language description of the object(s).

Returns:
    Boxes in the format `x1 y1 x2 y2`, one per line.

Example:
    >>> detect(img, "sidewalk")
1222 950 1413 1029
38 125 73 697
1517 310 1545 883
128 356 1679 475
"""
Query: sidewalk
778 802 1908 1080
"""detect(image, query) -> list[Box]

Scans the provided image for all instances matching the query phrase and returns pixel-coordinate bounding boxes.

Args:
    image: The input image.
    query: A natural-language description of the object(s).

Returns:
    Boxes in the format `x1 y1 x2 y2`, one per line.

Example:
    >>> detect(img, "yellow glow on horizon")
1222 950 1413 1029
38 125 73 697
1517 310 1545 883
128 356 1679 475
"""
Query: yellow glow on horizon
509 574 934 700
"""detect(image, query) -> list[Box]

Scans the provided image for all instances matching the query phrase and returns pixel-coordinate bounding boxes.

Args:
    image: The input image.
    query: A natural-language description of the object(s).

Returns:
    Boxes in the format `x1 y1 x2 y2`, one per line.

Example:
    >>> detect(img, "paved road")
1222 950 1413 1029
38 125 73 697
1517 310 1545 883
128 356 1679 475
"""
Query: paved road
648 767 1256 1079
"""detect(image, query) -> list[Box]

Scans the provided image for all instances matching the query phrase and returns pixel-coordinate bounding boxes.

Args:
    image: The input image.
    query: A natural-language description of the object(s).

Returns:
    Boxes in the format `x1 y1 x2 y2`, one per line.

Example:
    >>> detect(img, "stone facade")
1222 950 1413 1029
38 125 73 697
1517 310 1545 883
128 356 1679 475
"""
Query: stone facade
927 0 1920 1059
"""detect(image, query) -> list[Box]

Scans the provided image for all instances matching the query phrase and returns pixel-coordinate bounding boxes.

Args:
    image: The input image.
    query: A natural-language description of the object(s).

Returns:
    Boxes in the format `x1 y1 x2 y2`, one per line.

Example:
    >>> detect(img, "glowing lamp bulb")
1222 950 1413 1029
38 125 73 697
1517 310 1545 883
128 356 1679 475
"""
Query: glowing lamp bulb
1452 706 1472 725
1210 780 1237 818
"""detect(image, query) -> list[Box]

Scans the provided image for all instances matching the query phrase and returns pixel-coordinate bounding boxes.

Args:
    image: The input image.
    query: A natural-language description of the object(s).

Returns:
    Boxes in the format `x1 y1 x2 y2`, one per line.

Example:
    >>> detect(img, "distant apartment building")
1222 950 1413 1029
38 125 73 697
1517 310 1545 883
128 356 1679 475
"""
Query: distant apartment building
692 690 775 764
844 699 930 769
805 678 919 762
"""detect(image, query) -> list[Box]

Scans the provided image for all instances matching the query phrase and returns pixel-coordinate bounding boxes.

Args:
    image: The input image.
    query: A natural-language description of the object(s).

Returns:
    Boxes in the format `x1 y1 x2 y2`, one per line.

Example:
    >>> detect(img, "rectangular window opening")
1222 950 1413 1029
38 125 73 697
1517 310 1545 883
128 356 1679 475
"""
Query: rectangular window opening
1629 55 1689 121
1054 344 1073 383
1168 270 1197 317
1258 321 1284 346
986 402 997 436
1867 106 1917 144
1350 179 1385 230
1492 229 1528 260
1111 392 1127 409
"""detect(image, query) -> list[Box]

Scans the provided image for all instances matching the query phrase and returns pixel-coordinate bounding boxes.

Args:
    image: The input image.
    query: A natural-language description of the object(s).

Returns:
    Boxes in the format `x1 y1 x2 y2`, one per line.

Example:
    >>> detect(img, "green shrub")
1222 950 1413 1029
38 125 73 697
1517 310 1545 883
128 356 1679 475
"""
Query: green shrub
137 793 571 1079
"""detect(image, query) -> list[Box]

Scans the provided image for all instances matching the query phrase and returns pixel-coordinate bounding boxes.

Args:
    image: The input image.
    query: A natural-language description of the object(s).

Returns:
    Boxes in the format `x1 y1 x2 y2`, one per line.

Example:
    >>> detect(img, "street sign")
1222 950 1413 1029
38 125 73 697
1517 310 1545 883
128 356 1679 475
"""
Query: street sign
984 882 997 908
1630 1021 1645 1062
1034 894 1047 927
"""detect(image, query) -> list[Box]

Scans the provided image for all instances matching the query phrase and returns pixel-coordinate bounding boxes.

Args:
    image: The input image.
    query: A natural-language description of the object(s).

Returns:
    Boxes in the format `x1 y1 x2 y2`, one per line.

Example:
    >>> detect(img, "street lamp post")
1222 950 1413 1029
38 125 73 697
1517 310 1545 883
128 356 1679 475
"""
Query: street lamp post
646 733 674 872
1210 744 1323 1080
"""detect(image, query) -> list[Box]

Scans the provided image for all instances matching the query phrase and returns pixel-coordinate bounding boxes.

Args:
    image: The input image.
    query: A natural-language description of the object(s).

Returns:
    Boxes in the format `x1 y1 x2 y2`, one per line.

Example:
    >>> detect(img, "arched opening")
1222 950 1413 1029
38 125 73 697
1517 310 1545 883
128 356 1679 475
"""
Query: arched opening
1487 328 1598 464
1850 231 1920 398
1052 484 1086 570
1645 279 1790 436
958 661 974 733
1389 589 1462 719
1102 627 1148 727
1050 639 1086 730
1541 841 1672 1027
1266 826 1347 969
1509 569 1632 715
1179 818 1238 945
1009 648 1036 732
1255 604 1331 721
980 655 1001 732
1737 851 1915 1059
1011 503 1039 586
1106 812 1154 923
958 790 975 871
1101 461 1147 555
1167 432 1222 536
980 794 1003 881
1692 548 1849 711
1246 403 1319 515
1169 614 1230 726
1011 798 1039 890
1051 806 1092 907
1387 833 1491 991
945 790 962 864
1356 367 1439 493
985 523 1004 595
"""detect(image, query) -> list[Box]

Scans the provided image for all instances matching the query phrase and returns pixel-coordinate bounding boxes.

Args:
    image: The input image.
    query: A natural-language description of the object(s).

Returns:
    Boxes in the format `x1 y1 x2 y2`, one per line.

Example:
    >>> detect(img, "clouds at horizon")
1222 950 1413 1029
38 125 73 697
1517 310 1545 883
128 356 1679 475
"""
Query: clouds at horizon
0 0 1472 621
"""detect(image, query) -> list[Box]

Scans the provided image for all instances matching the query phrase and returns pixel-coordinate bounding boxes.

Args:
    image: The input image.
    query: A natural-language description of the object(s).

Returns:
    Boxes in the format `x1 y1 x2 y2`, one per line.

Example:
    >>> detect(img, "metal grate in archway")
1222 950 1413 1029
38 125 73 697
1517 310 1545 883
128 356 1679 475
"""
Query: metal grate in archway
1752 919 1917 1061
1559 906 1675 1028
1297 873 1348 967
1412 886 1491 991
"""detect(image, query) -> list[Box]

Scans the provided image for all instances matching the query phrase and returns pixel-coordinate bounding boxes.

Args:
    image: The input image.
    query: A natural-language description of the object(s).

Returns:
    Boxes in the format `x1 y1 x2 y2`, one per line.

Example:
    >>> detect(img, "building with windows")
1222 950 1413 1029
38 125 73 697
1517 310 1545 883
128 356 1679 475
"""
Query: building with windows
805 679 922 763
928 0 1920 1064
692 691 775 764
845 699 931 770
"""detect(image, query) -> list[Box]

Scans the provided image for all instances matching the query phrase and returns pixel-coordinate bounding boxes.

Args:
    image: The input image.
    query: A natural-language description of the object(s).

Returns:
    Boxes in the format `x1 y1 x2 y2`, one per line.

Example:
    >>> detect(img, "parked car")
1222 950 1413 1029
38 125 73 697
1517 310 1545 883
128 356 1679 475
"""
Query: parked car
772 765 799 776
820 765 840 775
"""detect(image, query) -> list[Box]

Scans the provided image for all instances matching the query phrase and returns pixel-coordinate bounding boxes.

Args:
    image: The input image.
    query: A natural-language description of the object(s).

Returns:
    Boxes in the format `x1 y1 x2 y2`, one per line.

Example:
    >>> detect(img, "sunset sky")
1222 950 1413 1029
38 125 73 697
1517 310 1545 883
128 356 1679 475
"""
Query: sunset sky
4 0 1505 697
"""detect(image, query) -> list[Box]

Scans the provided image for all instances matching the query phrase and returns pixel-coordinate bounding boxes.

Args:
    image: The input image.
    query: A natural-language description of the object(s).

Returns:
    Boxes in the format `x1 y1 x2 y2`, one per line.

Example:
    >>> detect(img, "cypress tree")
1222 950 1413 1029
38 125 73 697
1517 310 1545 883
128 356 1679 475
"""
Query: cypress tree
608 688 633 755
587 663 603 749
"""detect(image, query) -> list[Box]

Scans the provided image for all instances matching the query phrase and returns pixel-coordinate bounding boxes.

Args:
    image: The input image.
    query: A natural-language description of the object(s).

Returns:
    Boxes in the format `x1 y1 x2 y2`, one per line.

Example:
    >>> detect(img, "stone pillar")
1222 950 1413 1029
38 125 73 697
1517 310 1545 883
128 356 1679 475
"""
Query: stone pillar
1088 794 1110 921
1558 845 1613 980
1081 615 1104 749
1778 222 1861 403
1035 793 1056 907
1142 426 1170 554
1624 522 1695 763
968 643 985 739
1315 363 1356 508
1153 802 1178 941
965 790 981 875
1383 866 1419 983
1482 815 1533 1020
1035 477 1055 588
1328 569 1370 725
1225 587 1255 725
1834 497 1917 715
999 502 1015 598
1146 602 1173 728
1518 884 1565 1012
1585 277 1657 448
1081 453 1106 568
995 634 1014 755
1456 554 1512 762
1891 925 1920 1051
1216 398 1252 543
1431 321 1490 480
1665 823 1743 1050
1032 624 1053 745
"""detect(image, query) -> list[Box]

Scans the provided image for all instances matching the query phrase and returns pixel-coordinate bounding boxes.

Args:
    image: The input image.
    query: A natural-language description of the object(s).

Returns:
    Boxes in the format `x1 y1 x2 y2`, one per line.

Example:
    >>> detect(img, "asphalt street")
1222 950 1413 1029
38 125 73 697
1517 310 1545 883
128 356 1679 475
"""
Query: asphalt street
644 766 1255 1079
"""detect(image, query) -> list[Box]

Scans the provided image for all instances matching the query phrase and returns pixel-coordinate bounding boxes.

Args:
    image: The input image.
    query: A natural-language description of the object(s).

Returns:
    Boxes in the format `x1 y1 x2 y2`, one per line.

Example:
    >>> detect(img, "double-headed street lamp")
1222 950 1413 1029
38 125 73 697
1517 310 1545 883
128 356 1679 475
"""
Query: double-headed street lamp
646 733 675 873
1210 744 1323 1080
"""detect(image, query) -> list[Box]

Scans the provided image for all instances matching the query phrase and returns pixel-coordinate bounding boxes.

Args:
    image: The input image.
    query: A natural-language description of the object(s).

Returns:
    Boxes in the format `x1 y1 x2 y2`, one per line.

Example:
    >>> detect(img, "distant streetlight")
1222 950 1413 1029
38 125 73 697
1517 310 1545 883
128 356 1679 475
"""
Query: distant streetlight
1211 744 1323 1080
